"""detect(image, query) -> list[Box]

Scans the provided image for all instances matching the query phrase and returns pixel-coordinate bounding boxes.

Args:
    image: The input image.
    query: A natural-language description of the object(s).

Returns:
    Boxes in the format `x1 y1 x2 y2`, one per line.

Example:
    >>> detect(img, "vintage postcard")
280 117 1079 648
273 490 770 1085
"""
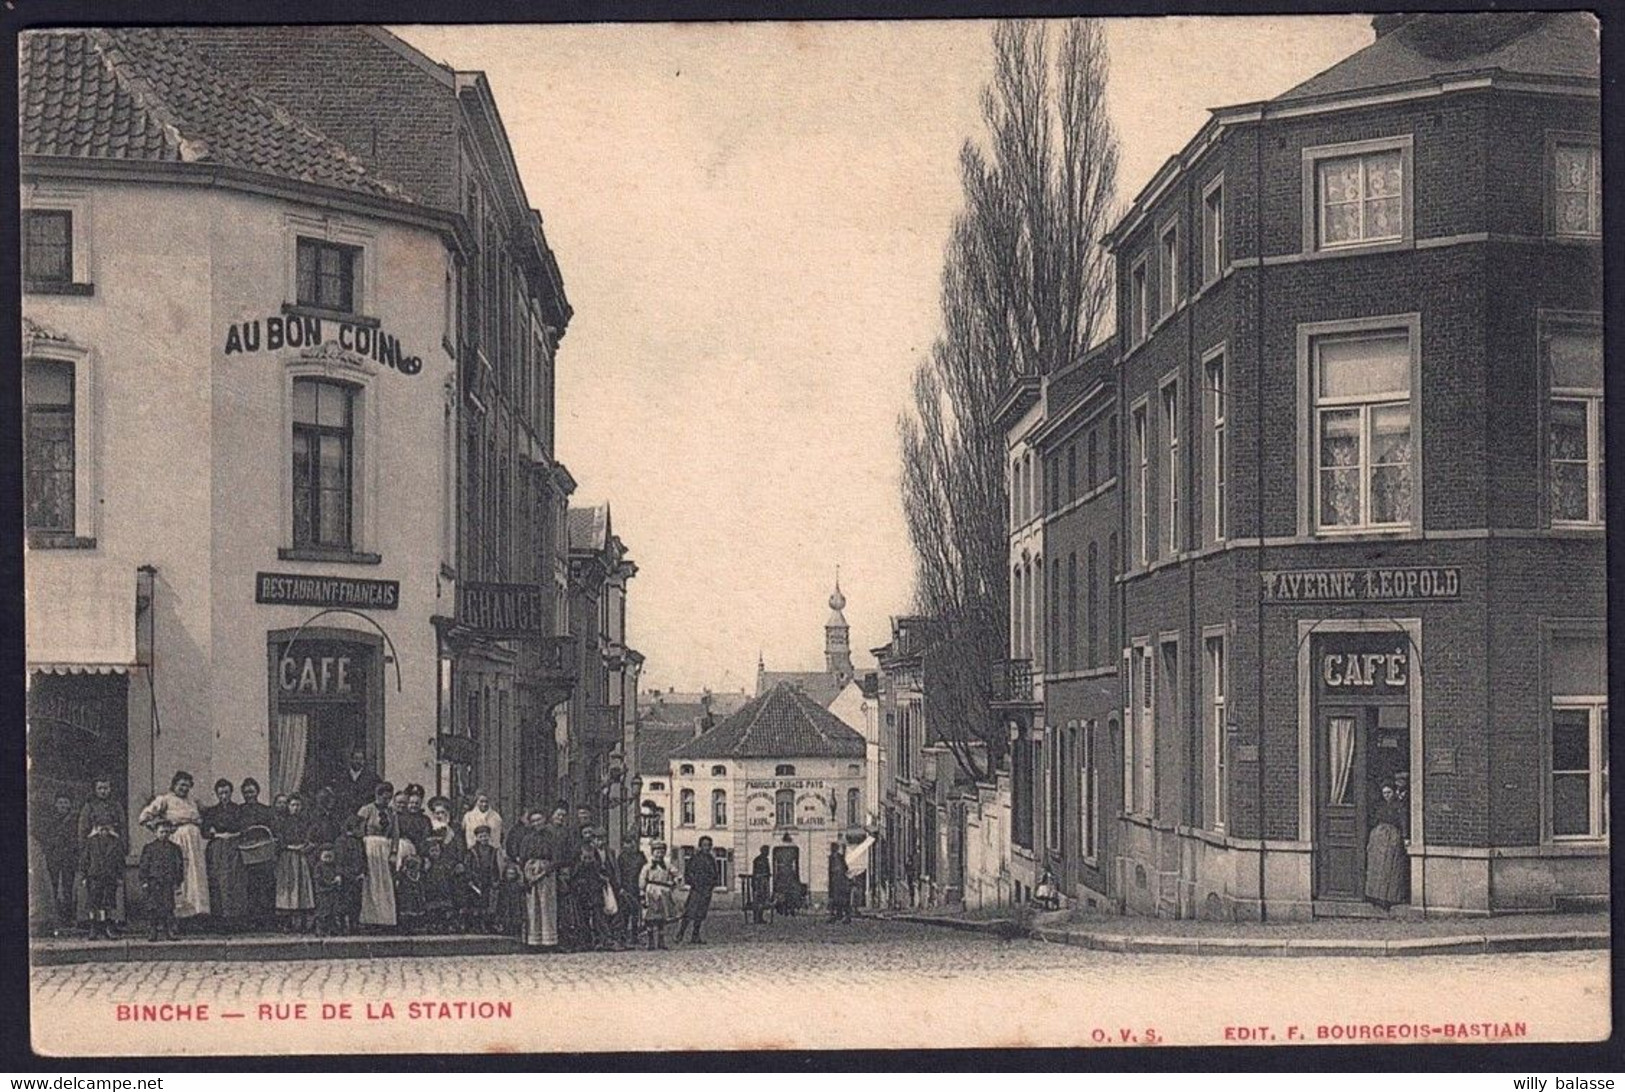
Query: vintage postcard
20 12 1609 1057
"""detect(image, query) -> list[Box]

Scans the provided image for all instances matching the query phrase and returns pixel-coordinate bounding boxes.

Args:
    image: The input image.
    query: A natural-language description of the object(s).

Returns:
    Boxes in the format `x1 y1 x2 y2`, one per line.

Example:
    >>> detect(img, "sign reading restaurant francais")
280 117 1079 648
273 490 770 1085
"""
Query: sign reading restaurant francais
1263 566 1460 603
256 571 400 609
457 582 549 638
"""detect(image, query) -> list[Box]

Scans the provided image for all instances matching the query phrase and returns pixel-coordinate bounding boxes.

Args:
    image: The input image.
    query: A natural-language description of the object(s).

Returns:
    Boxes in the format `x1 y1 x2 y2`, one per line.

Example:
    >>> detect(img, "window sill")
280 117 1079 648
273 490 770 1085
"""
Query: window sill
282 302 381 329
1298 237 1413 262
278 546 383 565
25 279 94 297
1549 522 1605 535
27 531 96 550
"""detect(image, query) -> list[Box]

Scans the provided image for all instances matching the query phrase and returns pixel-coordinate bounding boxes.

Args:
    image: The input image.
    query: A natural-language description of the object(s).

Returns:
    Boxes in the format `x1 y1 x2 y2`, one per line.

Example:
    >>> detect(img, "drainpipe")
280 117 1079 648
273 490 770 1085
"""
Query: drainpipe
1253 118 1269 924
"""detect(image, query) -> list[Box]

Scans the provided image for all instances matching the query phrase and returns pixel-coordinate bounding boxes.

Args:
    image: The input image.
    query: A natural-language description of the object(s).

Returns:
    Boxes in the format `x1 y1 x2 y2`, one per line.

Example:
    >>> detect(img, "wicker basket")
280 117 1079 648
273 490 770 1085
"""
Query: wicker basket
237 825 277 867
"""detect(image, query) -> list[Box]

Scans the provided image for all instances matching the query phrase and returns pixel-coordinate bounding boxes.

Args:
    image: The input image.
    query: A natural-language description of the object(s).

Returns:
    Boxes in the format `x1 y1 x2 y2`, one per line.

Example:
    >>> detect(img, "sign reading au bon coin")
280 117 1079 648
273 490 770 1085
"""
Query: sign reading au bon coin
224 313 423 375
457 581 549 637
256 571 400 610
1263 566 1460 603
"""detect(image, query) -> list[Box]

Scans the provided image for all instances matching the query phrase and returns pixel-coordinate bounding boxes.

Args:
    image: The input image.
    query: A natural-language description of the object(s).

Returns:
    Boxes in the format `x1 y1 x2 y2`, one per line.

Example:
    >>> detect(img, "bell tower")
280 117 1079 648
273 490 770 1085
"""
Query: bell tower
825 570 853 679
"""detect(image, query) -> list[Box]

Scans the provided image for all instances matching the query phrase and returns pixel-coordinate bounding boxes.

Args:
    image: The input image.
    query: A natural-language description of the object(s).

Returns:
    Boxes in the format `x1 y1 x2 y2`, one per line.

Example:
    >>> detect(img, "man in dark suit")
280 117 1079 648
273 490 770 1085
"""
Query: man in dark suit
616 835 646 945
330 747 381 820
749 845 772 924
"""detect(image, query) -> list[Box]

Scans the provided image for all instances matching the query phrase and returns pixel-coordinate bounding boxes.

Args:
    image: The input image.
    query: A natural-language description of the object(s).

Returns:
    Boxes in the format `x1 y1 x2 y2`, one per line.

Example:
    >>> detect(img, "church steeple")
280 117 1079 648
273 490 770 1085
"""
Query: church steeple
825 569 853 678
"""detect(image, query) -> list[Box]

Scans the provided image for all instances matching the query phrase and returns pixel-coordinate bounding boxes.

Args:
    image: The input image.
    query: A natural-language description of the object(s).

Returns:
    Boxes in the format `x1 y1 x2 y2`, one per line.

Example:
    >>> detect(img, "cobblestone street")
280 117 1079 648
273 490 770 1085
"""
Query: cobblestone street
32 914 1609 1055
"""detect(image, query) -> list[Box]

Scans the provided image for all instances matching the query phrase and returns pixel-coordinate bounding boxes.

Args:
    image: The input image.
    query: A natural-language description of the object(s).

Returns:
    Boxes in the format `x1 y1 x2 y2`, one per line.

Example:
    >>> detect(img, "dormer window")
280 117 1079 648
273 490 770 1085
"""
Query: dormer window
775 764 796 777
679 763 695 776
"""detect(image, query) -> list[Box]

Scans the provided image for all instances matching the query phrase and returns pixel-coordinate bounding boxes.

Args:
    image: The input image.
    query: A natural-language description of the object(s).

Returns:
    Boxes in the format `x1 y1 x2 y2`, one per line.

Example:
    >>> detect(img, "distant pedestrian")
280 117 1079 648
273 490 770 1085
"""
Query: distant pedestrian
749 846 772 924
827 842 852 923
639 843 677 950
76 777 126 928
138 820 184 942
329 747 382 824
675 836 718 945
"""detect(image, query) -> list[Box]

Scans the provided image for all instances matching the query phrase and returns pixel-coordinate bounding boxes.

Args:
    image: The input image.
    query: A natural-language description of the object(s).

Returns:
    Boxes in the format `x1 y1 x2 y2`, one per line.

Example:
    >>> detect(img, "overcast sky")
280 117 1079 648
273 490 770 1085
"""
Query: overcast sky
392 17 1374 694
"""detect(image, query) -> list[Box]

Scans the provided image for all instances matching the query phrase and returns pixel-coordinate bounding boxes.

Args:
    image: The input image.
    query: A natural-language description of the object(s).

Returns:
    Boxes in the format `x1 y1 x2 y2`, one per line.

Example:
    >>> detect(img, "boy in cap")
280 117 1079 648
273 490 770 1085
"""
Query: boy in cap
138 820 185 941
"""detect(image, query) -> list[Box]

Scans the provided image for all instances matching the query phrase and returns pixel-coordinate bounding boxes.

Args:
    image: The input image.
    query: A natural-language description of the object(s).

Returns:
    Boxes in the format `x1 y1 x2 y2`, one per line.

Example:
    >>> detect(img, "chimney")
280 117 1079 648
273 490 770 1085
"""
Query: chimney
1372 14 1417 38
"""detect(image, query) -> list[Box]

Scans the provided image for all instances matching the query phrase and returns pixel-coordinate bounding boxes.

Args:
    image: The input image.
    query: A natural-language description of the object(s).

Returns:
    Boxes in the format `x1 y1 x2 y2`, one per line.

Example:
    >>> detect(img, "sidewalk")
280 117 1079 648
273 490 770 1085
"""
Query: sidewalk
30 932 529 966
882 907 1611 957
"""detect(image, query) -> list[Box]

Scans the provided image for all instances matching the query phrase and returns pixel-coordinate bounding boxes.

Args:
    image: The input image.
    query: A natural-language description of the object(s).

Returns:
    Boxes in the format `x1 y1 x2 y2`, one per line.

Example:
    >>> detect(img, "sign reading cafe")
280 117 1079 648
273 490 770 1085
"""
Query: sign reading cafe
224 313 423 375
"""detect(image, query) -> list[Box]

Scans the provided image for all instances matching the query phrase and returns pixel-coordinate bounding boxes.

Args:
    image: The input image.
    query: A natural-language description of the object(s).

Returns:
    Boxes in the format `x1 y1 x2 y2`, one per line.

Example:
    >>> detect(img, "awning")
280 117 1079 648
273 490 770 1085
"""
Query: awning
29 662 135 676
26 557 138 672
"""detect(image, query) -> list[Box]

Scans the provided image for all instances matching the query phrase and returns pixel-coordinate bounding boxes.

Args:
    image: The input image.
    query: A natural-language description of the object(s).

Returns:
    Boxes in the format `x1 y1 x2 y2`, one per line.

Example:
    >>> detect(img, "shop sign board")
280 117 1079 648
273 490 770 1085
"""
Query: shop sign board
457 582 550 638
1263 566 1459 604
256 571 400 610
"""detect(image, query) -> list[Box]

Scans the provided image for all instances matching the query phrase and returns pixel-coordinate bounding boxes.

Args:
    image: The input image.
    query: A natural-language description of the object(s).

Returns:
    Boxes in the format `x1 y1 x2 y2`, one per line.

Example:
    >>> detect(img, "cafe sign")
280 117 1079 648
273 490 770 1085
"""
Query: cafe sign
1264 566 1460 604
457 582 550 638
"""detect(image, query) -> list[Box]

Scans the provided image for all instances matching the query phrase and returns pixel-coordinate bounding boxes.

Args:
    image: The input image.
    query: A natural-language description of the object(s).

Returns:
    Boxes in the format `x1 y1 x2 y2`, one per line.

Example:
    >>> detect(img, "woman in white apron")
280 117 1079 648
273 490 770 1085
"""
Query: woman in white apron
138 771 210 924
355 782 400 928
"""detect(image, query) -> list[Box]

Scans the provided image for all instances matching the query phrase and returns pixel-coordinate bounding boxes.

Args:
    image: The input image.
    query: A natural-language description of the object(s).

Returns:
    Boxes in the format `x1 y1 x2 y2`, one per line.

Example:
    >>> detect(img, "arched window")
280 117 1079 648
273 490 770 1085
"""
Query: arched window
679 764 694 776
774 788 794 827
846 764 860 776
679 789 695 826
711 764 727 776
711 788 727 827
775 763 796 777
647 781 664 792
847 787 860 826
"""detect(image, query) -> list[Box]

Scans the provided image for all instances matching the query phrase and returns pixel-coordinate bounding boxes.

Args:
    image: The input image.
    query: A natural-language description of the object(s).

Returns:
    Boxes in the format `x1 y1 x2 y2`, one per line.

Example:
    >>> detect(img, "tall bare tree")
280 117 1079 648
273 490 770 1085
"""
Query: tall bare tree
899 20 1118 780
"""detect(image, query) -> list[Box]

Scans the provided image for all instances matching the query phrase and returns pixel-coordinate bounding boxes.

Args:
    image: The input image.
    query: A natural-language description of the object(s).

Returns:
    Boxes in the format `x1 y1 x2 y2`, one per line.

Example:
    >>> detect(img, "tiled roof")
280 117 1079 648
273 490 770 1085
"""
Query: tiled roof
567 504 610 552
637 726 697 777
757 670 847 710
1276 12 1598 103
671 683 866 761
20 28 409 200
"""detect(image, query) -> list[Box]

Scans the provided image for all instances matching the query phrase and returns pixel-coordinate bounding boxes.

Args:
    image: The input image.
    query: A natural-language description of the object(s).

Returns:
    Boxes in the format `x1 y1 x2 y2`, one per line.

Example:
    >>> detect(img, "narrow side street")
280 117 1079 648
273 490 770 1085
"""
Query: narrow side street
31 915 1608 1055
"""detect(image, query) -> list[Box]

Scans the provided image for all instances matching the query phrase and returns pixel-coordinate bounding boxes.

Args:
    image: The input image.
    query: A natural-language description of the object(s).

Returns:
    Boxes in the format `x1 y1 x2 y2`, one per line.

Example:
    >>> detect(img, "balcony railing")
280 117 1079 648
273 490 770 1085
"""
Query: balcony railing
990 658 1035 706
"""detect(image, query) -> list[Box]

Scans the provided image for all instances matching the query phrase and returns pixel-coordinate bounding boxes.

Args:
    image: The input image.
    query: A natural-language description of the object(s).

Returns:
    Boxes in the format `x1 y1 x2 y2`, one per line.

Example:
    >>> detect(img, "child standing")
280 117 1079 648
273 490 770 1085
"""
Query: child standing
639 842 677 951
138 820 184 941
312 846 344 937
79 820 124 940
494 862 525 939
466 825 500 933
333 816 367 935
395 853 426 934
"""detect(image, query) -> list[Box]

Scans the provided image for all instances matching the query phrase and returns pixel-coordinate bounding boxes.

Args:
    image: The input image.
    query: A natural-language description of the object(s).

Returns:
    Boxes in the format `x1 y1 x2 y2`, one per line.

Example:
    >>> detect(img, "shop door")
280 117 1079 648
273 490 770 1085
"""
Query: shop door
1314 706 1368 899
771 845 800 899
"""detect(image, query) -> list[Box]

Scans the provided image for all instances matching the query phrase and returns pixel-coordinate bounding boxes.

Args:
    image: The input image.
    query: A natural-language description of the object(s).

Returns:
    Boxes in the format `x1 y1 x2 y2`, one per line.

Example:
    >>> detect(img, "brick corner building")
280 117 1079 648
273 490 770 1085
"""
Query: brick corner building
1103 12 1602 919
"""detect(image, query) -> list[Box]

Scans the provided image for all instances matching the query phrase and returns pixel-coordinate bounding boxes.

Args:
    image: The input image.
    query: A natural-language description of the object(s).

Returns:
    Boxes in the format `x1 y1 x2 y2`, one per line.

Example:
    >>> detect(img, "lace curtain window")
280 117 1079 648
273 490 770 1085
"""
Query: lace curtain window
1315 334 1412 530
1319 150 1403 247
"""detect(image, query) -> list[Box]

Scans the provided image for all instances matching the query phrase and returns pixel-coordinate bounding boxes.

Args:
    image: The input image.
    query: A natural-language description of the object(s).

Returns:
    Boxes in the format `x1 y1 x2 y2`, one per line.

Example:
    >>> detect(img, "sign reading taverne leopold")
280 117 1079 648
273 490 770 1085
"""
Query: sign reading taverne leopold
1263 566 1461 604
457 582 550 637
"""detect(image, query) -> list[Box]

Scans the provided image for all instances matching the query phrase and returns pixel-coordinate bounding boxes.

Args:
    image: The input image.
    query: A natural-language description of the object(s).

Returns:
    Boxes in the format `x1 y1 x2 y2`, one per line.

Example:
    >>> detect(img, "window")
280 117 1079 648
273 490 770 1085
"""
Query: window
1311 141 1408 249
712 847 734 891
1162 382 1180 554
711 764 727 776
1087 431 1099 491
679 789 695 826
647 781 664 792
1066 553 1078 672
679 764 695 776
1012 734 1033 850
1312 331 1413 532
1082 721 1099 862
1067 445 1077 502
1549 631 1607 840
774 788 794 827
847 788 860 826
24 360 75 534
1107 533 1118 650
24 210 72 284
1130 258 1149 344
295 237 360 313
1206 634 1227 831
1132 404 1150 565
1159 222 1181 317
291 379 355 549
774 763 796 777
1202 177 1225 284
711 788 727 827
847 764 860 776
1106 416 1117 482
1552 141 1601 238
1546 322 1604 526
1087 544 1099 667
1206 350 1227 542
1050 558 1063 673
1125 644 1155 814
1048 455 1061 514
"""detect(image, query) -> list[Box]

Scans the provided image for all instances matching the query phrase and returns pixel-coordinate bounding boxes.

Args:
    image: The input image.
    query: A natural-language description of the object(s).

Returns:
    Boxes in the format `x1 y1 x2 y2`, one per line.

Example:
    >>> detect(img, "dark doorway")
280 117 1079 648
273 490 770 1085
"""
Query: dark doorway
1314 705 1369 899
771 843 801 909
